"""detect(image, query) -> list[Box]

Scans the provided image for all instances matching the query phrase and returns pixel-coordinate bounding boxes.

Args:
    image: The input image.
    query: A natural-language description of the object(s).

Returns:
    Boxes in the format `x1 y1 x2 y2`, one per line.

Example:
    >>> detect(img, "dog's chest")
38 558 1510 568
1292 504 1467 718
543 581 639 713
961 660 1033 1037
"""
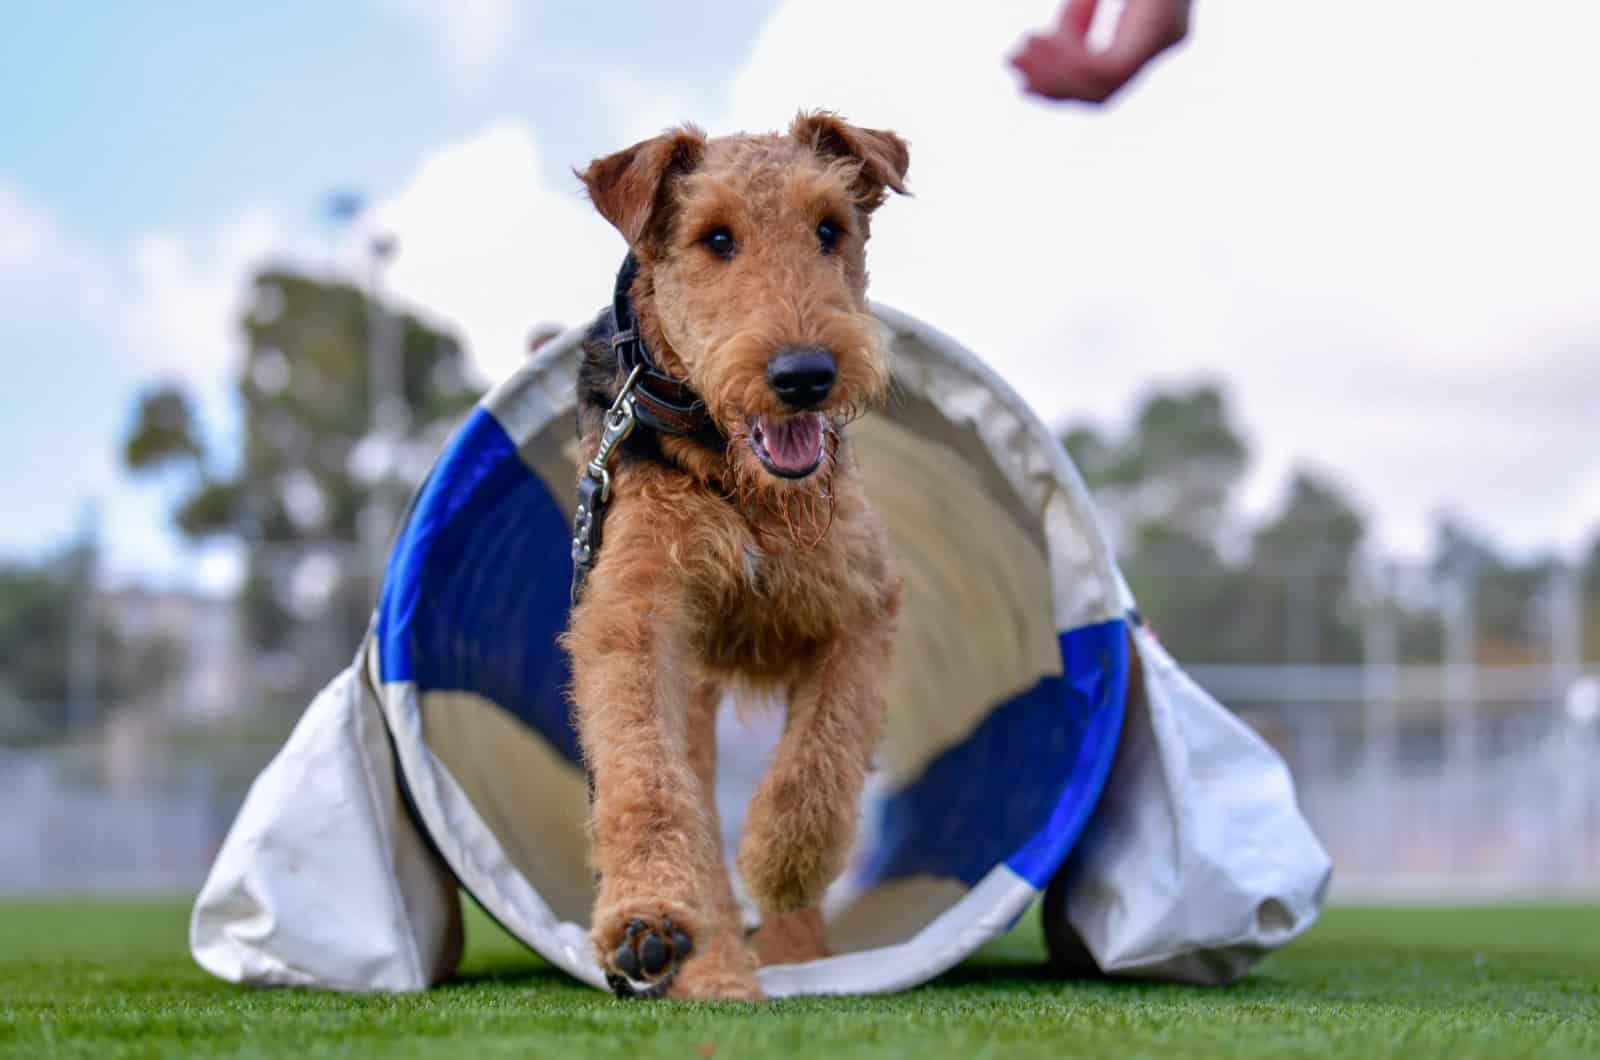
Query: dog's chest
687 539 859 677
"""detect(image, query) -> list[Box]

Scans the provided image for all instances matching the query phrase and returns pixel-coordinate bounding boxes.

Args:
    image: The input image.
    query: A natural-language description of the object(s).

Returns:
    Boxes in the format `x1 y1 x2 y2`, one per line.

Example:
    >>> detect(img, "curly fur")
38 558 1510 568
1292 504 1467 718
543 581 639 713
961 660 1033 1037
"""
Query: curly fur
561 112 909 1000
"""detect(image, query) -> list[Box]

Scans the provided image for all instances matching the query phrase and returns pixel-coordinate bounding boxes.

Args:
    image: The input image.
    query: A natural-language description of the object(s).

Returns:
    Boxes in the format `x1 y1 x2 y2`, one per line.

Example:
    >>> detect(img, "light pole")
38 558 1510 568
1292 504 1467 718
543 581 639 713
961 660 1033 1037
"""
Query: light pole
364 232 406 580
67 501 100 733
322 190 409 586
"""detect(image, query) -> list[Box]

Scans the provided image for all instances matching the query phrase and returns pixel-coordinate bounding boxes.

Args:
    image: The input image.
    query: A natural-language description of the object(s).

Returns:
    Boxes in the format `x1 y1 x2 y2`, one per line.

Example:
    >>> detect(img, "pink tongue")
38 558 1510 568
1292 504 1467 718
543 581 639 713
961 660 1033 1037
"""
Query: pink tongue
760 414 822 471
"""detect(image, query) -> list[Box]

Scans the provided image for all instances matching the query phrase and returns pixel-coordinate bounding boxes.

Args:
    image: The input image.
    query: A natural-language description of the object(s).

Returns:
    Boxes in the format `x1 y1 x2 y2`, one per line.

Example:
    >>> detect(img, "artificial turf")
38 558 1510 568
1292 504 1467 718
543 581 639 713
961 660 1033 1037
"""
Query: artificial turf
1 898 1596 1059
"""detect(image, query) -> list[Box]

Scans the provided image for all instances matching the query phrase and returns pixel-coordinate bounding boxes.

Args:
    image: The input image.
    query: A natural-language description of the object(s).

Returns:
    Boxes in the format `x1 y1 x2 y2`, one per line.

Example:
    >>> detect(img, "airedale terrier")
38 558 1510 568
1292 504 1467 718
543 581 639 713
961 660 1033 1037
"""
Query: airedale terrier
562 112 909 1001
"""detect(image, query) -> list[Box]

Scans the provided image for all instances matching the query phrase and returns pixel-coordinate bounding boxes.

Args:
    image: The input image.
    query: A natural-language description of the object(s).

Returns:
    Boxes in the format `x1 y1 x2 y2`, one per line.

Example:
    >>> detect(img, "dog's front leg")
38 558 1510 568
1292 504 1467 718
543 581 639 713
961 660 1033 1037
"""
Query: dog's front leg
737 624 892 930
568 576 759 1000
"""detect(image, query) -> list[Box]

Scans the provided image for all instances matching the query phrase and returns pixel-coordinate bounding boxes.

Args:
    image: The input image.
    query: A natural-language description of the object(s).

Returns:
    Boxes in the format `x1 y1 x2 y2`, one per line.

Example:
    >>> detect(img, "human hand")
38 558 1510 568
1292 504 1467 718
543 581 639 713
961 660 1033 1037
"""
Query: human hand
1011 0 1191 103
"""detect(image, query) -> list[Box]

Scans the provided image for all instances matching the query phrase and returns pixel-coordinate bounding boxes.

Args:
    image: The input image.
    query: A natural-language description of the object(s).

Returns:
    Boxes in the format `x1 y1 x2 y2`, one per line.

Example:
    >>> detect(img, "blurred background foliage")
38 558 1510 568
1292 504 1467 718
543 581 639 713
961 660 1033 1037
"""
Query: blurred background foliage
2 265 1597 746
1063 382 1595 667
118 269 482 714
0 543 178 743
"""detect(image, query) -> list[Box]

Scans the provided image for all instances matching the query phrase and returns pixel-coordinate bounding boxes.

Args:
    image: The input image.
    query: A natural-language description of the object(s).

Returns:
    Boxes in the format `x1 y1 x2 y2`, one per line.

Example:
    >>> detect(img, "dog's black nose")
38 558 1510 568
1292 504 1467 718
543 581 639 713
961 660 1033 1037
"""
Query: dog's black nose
767 347 836 409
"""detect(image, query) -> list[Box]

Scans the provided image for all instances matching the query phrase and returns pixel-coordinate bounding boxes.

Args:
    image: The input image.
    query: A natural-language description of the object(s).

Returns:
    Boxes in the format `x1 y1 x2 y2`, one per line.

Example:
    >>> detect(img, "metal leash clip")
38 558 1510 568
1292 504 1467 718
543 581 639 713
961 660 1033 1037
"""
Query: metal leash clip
571 364 643 605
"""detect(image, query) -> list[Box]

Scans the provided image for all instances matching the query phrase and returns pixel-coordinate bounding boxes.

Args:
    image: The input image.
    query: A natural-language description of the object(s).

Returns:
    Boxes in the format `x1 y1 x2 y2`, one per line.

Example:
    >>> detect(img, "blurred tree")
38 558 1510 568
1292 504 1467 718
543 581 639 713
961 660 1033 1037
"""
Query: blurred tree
1120 521 1250 662
1067 383 1248 550
1062 383 1585 669
0 543 177 743
1430 516 1558 664
1235 471 1368 663
1064 383 1251 662
123 386 204 470
1583 530 1600 663
1064 387 1378 663
123 268 482 705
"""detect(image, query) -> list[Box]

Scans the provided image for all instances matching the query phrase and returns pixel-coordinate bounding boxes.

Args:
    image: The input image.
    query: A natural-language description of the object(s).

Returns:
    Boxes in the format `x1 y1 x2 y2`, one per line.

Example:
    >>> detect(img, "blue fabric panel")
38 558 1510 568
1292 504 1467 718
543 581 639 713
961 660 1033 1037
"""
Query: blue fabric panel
1005 621 1128 886
376 408 581 763
857 619 1127 889
376 404 1126 891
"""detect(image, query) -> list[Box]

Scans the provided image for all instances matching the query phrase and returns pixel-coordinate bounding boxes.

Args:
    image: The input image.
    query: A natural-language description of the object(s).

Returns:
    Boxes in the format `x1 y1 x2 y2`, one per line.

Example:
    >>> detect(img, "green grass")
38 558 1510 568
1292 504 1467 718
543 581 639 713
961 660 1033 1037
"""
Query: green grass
2 899 1597 1059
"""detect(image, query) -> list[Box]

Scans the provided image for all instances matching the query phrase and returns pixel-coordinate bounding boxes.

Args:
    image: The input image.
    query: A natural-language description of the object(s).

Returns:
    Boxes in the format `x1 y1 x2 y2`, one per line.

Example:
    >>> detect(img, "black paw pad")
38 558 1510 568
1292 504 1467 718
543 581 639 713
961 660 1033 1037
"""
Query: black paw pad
640 931 670 974
607 916 694 999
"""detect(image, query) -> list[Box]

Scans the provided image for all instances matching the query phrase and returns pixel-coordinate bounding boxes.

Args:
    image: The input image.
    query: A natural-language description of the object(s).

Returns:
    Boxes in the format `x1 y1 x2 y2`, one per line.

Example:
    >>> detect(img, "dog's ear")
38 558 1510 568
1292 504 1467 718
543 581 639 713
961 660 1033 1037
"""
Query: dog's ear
579 125 708 246
790 111 910 211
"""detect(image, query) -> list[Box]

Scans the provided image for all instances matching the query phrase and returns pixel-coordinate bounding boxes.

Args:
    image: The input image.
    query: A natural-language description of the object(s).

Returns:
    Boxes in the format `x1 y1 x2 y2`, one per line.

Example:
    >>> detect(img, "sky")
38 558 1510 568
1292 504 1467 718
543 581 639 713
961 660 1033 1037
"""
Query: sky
2 0 1597 593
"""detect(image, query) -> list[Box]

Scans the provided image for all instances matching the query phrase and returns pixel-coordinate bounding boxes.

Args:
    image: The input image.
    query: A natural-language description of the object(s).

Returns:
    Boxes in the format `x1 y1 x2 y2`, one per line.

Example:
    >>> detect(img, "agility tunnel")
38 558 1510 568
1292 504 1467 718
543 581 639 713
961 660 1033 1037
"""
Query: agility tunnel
192 305 1332 996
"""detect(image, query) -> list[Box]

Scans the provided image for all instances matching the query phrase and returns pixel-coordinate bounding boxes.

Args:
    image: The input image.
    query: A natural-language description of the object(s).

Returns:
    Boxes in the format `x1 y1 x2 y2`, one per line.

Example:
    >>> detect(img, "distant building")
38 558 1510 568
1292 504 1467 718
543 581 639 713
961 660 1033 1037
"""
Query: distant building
99 587 247 722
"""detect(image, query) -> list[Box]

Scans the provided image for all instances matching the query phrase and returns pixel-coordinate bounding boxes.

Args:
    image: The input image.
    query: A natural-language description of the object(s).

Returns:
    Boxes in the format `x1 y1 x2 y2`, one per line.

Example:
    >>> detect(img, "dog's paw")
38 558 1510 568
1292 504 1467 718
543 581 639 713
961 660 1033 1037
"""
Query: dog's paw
667 942 765 1002
751 908 832 967
738 784 855 914
600 915 695 999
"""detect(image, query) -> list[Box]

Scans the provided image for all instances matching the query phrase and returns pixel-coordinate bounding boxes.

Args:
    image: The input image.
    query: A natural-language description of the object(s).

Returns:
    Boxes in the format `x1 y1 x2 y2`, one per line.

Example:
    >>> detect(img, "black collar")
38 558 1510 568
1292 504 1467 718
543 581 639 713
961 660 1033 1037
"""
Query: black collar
609 254 723 447
571 256 725 605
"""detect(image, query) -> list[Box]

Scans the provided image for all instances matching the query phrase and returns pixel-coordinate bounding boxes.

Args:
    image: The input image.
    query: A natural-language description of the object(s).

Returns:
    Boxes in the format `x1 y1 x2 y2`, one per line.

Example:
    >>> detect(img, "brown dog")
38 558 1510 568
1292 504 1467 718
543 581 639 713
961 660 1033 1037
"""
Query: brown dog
561 112 909 1000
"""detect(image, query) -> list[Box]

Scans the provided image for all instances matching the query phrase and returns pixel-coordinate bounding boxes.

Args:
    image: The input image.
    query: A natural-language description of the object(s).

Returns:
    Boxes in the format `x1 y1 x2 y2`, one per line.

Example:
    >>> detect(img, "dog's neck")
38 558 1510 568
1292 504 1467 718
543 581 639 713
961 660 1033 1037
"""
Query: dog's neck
579 257 845 550
609 255 724 447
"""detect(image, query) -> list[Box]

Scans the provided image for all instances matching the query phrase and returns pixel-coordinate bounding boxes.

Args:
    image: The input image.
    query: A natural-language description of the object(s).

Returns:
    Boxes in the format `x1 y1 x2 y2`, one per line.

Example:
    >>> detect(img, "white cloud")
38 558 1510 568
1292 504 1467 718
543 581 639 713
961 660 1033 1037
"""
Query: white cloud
0 179 284 591
718 0 1600 557
372 120 623 382
356 64 717 379
135 0 1594 577
2 179 282 399
98 209 289 592
0 181 114 316
0 181 68 276
117 207 283 397
349 0 1600 558
383 0 523 88
585 65 708 149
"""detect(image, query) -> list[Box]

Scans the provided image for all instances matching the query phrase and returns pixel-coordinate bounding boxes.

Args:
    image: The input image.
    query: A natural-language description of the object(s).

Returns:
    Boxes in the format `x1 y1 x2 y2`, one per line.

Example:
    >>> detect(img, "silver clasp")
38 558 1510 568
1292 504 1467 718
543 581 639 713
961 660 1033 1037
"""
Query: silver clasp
583 363 643 502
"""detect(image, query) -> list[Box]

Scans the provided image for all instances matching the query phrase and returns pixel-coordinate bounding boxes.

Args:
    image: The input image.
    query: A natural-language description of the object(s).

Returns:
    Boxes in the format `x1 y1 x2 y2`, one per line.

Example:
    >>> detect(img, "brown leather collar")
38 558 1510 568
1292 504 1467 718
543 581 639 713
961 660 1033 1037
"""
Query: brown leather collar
610 254 725 448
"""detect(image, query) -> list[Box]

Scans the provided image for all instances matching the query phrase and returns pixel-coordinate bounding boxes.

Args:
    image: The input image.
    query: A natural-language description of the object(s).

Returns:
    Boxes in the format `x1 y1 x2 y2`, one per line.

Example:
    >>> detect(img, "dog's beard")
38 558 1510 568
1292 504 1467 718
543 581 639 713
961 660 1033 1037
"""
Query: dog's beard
724 424 840 552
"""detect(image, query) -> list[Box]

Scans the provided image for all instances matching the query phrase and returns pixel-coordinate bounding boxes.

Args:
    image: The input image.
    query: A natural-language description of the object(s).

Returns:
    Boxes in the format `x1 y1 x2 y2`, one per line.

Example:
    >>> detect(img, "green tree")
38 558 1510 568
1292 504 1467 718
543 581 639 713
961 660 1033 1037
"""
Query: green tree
1232 471 1368 663
1066 383 1248 550
1430 516 1558 664
1064 383 1252 662
123 268 483 705
0 543 177 743
1060 382 1582 669
1583 530 1600 663
1063 386 1382 663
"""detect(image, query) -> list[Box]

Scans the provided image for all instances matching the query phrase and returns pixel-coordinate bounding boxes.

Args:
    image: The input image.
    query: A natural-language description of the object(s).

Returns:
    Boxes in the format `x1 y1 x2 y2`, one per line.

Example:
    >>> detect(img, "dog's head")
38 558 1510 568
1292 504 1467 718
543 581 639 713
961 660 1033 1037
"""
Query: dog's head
581 112 909 491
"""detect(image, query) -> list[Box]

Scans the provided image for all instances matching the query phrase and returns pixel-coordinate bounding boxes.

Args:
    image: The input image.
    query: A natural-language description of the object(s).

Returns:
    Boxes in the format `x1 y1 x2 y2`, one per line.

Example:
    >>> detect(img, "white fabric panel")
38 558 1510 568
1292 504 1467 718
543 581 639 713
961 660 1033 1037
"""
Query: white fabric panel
870 305 1123 632
375 669 609 991
419 691 594 924
852 414 1061 787
1043 627 1333 984
757 866 1038 998
189 665 462 992
821 875 972 952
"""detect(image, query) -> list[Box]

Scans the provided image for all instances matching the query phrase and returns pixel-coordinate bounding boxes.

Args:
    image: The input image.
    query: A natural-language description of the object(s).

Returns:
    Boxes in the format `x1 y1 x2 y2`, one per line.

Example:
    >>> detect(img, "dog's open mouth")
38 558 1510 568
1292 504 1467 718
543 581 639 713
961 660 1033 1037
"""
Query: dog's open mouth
750 413 826 479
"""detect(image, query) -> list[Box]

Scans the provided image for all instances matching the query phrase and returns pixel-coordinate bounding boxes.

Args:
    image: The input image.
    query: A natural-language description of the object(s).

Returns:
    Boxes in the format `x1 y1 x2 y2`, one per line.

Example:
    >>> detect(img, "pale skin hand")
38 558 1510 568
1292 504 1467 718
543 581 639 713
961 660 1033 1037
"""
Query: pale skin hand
1011 0 1192 103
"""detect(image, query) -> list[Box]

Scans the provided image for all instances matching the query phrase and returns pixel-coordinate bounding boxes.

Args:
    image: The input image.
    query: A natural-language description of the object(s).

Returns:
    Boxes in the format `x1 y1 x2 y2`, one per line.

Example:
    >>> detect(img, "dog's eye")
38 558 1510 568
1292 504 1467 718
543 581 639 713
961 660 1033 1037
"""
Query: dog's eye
816 219 841 254
702 227 737 260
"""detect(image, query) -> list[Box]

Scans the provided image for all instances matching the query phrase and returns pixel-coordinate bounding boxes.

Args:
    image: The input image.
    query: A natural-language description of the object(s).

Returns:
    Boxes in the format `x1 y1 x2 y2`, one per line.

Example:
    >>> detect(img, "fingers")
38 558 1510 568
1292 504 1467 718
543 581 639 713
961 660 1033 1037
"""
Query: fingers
1010 32 1124 103
1010 0 1096 100
1097 0 1190 78
1012 0 1190 104
1010 31 1102 102
1059 0 1100 38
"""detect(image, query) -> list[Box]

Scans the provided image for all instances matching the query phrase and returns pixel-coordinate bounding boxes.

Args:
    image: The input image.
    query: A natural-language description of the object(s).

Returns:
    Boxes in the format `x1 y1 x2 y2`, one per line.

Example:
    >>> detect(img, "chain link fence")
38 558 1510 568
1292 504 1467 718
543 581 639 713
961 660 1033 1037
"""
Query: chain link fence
4 557 1597 898
1170 558 1599 899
